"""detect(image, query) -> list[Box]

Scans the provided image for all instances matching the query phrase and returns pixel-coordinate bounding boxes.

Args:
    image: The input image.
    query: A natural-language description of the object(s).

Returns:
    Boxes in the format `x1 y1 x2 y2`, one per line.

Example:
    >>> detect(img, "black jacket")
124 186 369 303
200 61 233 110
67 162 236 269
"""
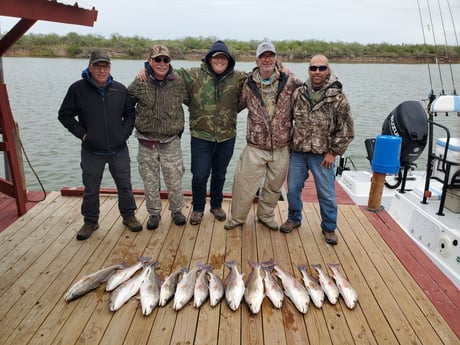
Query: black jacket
58 70 135 153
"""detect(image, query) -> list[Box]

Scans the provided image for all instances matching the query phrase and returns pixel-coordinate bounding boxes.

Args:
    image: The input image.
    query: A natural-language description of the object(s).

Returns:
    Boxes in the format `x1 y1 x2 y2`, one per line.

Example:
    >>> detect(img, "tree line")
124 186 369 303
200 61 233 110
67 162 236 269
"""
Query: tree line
4 33 460 63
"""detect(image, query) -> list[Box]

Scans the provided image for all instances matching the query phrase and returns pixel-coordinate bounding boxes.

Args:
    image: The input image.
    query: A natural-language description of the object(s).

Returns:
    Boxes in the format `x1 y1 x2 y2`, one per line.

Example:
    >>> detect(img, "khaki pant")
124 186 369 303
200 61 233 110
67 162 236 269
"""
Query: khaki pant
229 145 290 224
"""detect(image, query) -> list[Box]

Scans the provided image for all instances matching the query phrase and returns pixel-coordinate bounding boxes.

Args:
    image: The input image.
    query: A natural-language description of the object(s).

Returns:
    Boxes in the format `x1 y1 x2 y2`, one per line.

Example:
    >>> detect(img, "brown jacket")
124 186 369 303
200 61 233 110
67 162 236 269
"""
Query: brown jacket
239 68 302 151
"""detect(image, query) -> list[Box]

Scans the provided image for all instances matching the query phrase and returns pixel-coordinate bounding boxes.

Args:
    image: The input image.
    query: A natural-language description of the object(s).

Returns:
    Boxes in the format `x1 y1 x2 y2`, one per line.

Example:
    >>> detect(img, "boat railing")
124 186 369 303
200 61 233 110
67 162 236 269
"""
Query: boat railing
422 119 460 215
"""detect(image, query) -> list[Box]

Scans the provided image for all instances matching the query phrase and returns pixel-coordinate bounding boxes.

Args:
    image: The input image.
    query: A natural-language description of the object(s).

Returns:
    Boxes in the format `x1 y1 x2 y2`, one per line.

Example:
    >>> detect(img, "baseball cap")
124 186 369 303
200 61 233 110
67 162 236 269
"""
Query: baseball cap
89 50 111 64
212 51 229 58
256 42 276 58
149 44 170 59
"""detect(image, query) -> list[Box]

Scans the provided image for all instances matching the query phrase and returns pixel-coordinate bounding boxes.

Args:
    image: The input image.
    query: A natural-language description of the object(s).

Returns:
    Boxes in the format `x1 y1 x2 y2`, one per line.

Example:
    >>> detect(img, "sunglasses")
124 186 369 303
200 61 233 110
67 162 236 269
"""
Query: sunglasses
152 56 170 63
309 65 328 72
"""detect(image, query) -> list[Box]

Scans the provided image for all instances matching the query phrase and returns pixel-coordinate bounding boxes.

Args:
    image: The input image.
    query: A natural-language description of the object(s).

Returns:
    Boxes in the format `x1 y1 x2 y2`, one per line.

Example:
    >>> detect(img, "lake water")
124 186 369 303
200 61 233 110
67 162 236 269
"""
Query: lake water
1 57 459 192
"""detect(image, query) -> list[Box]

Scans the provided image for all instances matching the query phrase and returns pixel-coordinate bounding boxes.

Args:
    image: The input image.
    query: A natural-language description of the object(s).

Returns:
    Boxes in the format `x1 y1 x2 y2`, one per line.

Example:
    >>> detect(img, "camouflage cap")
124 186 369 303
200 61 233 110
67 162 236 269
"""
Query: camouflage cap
149 44 170 59
89 49 111 64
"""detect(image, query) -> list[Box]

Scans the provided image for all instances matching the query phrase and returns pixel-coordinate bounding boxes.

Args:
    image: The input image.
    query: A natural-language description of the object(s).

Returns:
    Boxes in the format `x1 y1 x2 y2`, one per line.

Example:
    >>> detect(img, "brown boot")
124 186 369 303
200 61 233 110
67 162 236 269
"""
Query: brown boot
322 230 338 245
211 208 226 221
123 217 142 232
76 223 99 241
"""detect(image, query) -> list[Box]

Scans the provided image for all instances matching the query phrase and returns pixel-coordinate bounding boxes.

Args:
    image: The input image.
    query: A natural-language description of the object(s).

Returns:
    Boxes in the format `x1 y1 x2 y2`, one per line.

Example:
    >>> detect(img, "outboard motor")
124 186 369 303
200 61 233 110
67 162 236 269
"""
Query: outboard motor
381 100 428 165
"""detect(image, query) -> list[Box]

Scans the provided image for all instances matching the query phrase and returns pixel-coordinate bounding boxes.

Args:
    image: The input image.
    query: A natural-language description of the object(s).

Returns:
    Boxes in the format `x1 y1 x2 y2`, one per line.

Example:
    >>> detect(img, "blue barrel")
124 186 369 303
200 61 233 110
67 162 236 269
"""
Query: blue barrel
371 135 402 174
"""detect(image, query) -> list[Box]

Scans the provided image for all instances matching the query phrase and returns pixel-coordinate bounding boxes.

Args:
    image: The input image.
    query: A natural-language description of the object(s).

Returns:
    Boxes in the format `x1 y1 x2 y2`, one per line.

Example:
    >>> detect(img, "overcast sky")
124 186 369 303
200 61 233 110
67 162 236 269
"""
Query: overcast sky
1 0 459 45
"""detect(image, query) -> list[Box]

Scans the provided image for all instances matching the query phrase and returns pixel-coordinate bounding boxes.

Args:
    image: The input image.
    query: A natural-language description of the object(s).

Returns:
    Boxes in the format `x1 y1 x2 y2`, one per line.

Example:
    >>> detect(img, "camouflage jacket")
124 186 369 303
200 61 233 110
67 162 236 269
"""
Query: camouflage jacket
240 67 302 151
177 63 247 142
128 67 188 141
291 74 354 156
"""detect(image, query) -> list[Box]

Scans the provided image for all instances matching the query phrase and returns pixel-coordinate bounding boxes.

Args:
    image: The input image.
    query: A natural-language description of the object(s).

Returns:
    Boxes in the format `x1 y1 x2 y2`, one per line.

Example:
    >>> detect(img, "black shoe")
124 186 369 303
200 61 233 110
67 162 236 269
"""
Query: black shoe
172 211 186 225
147 215 160 230
76 223 99 240
123 216 142 232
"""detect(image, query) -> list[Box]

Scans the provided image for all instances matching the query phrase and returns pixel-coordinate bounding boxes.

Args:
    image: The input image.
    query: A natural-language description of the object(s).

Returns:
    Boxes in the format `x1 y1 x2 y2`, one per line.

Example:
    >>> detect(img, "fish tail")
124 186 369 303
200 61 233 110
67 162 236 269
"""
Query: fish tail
224 260 236 268
296 264 307 272
261 258 275 268
327 263 340 271
138 256 153 264
247 260 257 268
311 264 322 270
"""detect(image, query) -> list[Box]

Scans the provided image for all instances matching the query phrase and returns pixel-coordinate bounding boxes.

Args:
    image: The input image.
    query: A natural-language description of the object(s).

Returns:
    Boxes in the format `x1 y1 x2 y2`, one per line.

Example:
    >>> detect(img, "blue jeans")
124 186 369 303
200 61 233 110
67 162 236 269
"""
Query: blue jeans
81 146 137 224
286 151 337 231
190 136 236 212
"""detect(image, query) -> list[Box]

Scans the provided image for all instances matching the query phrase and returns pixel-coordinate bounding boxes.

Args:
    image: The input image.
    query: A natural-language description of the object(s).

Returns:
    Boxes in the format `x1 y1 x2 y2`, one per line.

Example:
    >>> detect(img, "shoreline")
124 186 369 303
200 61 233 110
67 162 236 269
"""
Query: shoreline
5 48 459 64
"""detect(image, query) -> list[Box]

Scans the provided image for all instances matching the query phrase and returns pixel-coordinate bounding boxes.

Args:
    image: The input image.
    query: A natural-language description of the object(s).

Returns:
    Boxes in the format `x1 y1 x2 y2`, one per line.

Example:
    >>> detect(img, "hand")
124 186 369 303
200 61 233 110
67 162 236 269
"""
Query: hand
136 68 147 81
320 152 336 169
276 60 290 74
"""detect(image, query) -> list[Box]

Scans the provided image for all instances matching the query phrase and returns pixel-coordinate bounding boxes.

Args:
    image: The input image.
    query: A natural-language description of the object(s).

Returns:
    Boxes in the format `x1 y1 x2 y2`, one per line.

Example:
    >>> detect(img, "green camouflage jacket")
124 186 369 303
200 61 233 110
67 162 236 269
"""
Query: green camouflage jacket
177 63 247 142
291 73 355 156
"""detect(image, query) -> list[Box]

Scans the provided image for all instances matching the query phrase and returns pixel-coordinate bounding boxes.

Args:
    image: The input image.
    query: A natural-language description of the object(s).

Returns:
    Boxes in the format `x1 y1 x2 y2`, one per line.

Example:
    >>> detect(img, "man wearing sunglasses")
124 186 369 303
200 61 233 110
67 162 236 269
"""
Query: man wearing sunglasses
58 50 142 240
136 40 246 226
280 54 354 245
128 45 190 230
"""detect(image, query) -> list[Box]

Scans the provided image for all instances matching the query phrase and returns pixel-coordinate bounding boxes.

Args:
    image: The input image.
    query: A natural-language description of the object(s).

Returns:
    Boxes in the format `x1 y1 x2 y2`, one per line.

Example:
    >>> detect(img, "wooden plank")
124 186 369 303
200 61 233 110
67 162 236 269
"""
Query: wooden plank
1 194 118 345
272 201 310 345
29 196 144 345
122 199 189 345
0 193 457 345
364 206 460 338
0 193 77 295
219 199 243 345
330 203 389 344
240 205 264 345
0 191 60 248
169 203 214 345
293 201 334 345
194 198 229 345
257 205 288 345
349 205 459 345
339 204 442 344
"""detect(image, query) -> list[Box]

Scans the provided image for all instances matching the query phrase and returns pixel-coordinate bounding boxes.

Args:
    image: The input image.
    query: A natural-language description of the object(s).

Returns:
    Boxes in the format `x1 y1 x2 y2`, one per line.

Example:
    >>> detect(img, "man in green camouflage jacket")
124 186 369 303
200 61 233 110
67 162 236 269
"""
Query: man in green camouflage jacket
178 40 247 225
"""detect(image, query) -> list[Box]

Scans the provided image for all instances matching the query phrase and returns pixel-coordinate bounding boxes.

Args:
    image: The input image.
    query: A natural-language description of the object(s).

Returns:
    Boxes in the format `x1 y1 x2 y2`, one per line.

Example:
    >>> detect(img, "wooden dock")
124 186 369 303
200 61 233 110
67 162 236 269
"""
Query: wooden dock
0 191 458 345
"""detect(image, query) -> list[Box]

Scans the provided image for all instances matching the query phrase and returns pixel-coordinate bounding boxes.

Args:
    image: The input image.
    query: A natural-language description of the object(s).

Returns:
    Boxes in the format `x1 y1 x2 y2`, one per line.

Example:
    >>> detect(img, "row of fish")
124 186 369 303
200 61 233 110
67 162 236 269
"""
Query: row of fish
64 257 358 315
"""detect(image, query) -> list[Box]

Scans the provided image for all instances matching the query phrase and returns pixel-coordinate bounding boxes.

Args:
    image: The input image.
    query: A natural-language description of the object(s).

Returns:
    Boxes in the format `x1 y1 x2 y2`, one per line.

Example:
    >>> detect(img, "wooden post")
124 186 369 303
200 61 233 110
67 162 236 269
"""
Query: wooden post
367 172 386 211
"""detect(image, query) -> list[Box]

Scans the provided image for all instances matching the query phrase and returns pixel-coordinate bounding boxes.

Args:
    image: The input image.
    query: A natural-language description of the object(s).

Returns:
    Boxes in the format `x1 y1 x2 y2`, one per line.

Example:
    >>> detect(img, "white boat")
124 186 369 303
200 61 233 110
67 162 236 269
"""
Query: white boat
337 98 460 289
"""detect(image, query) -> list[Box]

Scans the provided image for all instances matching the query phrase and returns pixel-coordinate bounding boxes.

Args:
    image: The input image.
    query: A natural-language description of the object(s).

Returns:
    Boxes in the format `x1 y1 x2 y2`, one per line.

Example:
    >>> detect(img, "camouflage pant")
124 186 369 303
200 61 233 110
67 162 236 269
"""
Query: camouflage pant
137 136 184 215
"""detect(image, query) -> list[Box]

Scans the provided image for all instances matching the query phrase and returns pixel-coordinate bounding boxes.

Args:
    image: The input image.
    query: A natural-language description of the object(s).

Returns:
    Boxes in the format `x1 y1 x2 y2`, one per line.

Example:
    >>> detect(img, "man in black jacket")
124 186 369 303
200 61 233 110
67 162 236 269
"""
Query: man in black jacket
58 50 142 240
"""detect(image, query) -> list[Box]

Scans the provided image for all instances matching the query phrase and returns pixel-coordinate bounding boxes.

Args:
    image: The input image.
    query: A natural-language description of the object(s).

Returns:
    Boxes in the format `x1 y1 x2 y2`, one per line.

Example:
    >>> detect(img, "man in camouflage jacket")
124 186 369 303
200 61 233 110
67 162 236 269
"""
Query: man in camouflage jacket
177 40 247 225
225 42 302 231
128 45 189 229
280 54 354 245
